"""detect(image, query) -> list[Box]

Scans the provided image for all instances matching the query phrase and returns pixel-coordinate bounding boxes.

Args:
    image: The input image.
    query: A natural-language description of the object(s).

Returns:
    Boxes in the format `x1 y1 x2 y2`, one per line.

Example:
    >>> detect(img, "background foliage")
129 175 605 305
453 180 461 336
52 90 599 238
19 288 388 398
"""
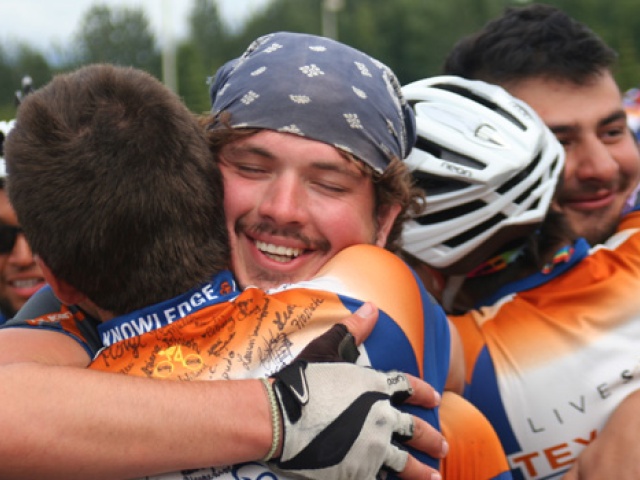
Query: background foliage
2 0 640 118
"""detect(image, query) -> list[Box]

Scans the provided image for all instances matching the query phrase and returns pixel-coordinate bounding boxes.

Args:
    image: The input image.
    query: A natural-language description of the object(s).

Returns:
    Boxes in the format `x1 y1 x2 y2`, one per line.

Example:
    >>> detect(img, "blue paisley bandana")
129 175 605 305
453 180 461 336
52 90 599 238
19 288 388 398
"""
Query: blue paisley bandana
209 32 416 173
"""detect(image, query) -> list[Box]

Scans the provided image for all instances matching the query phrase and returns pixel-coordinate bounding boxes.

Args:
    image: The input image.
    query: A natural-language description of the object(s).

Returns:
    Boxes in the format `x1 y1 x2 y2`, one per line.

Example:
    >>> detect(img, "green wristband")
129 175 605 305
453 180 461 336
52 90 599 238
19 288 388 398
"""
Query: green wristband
260 377 281 462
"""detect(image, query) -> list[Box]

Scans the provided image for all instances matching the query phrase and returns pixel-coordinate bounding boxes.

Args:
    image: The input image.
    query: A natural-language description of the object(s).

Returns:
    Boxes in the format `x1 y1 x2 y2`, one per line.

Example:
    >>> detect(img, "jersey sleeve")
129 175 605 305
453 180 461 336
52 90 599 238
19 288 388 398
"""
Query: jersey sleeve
413 268 451 394
1 285 102 357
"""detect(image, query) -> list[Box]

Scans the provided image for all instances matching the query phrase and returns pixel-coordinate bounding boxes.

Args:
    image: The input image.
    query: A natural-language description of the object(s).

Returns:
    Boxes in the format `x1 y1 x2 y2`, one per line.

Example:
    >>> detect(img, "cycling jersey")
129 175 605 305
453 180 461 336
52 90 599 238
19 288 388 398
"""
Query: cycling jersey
451 209 640 480
4 244 511 480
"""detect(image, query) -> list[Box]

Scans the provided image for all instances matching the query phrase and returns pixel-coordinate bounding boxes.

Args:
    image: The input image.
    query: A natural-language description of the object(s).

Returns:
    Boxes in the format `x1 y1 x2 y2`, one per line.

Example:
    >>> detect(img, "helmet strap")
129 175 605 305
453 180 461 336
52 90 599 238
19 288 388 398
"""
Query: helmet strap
465 246 524 279
442 245 525 313
441 274 467 313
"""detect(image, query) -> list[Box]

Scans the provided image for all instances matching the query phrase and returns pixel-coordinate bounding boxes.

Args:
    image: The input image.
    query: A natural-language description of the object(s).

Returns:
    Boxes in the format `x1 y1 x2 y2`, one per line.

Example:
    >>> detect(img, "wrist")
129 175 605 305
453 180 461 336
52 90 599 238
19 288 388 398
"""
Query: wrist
260 377 283 461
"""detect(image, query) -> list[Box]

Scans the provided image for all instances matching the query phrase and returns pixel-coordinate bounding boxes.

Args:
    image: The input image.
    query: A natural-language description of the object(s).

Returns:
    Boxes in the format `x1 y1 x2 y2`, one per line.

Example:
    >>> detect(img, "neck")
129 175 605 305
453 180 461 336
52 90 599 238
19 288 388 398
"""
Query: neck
451 262 534 313
76 299 114 322
452 210 576 313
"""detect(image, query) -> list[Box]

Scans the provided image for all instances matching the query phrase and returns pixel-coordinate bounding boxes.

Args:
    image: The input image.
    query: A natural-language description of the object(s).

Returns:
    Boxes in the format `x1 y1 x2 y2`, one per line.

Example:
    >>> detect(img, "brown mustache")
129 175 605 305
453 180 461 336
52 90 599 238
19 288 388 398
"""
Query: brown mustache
238 221 331 253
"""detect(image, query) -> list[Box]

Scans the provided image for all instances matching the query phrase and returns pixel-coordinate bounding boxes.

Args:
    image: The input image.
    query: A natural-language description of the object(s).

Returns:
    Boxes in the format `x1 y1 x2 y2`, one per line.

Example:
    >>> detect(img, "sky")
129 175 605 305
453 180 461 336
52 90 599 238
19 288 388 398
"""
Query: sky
0 0 271 54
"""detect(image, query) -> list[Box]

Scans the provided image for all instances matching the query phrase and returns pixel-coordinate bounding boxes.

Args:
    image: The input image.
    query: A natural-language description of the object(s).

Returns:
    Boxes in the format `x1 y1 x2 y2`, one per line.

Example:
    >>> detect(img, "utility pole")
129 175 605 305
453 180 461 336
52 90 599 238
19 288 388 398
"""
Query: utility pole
322 0 344 40
161 0 178 93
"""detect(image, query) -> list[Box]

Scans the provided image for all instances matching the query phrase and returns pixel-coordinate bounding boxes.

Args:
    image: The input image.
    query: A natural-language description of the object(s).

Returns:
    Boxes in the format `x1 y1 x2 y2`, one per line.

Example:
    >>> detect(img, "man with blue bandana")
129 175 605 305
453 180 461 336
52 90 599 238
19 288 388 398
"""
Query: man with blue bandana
1 60 448 480
204 31 416 291
0 33 510 479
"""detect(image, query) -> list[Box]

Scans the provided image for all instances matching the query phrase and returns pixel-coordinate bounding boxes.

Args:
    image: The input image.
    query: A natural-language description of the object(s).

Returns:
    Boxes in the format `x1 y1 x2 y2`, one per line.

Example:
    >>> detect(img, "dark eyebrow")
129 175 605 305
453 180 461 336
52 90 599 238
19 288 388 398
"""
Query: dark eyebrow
225 144 276 160
225 142 366 179
548 109 628 136
309 161 365 180
599 110 628 127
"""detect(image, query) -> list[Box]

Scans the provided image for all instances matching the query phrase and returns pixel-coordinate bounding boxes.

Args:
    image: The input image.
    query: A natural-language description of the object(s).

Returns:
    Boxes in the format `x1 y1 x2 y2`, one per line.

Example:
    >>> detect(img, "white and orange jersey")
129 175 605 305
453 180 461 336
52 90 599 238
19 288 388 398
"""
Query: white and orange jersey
451 210 640 479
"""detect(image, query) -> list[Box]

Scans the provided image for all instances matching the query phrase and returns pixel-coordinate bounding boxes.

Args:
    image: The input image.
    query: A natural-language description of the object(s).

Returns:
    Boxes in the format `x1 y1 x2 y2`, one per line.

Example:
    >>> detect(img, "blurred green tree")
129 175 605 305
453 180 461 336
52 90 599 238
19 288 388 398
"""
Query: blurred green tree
2 0 640 115
179 0 232 112
0 43 53 119
73 5 161 77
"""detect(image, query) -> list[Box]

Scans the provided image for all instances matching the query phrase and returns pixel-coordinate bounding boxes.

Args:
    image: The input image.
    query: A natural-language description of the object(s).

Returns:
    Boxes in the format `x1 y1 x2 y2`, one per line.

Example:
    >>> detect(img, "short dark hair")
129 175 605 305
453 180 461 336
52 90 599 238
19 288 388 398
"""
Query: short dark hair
443 3 618 86
5 64 229 314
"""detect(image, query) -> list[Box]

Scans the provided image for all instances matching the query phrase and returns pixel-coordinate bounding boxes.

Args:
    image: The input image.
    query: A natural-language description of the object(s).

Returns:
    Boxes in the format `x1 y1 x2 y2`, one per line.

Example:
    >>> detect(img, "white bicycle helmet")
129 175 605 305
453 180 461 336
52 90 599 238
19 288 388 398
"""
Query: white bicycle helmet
401 76 565 275
0 120 14 181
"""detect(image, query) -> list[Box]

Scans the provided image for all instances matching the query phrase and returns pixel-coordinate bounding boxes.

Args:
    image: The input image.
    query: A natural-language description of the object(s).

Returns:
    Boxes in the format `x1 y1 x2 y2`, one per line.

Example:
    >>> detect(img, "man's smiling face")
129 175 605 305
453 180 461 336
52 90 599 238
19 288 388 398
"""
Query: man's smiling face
218 130 399 289
507 72 640 244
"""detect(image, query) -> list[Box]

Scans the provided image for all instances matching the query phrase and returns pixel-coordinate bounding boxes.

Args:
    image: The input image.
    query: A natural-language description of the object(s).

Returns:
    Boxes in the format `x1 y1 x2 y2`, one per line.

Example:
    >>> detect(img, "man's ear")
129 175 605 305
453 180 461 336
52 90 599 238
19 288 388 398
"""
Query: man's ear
36 257 87 305
374 203 401 247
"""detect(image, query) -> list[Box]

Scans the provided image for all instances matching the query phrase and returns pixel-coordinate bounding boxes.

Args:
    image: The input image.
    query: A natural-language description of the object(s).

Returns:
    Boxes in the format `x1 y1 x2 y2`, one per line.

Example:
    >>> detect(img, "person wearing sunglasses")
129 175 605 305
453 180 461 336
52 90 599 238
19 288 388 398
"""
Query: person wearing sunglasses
0 120 46 324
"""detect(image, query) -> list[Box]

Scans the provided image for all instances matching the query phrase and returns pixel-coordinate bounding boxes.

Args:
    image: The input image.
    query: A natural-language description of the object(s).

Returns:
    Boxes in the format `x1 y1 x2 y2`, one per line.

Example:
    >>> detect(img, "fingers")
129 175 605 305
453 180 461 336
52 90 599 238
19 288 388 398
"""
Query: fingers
385 374 448 464
393 411 415 442
403 373 442 410
339 302 378 346
386 416 443 480
561 464 578 480
382 442 410 475
383 371 441 413
404 416 448 460
398 454 442 480
389 374 448 466
394 417 446 480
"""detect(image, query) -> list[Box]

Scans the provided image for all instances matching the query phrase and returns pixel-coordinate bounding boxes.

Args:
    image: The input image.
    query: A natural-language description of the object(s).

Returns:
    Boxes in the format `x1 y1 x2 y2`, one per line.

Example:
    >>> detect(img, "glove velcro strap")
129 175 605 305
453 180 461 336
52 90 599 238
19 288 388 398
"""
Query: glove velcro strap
272 360 310 423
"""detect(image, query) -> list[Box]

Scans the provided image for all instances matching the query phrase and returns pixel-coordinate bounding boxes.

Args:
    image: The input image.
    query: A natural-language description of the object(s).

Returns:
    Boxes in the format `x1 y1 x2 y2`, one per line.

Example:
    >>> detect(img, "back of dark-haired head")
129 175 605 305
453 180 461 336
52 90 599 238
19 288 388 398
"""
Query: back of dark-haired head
5 64 229 315
443 3 618 86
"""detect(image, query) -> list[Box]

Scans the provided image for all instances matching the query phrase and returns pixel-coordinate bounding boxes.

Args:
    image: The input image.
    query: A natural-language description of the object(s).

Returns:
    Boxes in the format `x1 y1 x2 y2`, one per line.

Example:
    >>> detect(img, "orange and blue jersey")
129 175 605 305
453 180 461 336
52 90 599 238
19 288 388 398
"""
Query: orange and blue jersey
4 244 511 479
451 209 640 479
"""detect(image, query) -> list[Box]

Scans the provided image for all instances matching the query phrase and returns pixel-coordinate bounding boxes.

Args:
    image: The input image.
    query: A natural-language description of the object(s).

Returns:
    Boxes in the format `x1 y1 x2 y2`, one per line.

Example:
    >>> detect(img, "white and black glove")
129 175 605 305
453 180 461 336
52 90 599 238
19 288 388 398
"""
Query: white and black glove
268 360 414 479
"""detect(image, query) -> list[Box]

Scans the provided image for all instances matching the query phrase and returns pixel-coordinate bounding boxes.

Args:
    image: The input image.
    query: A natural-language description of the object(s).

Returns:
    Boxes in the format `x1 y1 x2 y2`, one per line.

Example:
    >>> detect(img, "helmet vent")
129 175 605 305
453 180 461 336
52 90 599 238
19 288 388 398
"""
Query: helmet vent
416 199 486 227
497 151 542 196
431 83 526 131
415 136 486 169
412 170 470 196
444 212 507 248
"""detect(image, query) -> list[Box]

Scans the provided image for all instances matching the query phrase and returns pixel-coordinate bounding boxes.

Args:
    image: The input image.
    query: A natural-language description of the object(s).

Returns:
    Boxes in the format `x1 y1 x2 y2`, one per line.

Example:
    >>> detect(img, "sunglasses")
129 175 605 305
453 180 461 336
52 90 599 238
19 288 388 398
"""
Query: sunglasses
0 225 23 254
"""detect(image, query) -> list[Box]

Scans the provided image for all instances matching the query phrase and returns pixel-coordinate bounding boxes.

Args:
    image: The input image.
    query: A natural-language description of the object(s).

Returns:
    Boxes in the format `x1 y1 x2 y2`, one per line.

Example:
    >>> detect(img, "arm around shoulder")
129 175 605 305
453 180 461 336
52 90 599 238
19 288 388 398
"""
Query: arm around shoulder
0 365 273 479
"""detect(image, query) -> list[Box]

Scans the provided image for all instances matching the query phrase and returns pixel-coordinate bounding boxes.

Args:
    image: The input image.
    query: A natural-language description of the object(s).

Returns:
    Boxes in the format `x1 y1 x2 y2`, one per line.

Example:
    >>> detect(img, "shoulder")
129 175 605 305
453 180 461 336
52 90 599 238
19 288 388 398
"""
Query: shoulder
317 245 418 293
316 245 435 324
9 286 64 323
319 244 414 280
3 286 101 358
